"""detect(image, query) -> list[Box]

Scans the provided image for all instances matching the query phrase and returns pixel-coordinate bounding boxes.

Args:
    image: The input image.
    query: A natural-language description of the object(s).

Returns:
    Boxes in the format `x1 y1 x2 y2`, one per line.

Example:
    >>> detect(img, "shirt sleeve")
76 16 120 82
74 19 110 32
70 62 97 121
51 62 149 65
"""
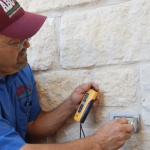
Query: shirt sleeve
0 110 26 150
27 64 42 122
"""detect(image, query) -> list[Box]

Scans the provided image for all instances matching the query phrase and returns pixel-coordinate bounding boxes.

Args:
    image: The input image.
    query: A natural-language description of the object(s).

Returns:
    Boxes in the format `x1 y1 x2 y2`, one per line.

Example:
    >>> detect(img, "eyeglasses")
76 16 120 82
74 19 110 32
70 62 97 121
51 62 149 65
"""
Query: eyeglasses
0 39 30 52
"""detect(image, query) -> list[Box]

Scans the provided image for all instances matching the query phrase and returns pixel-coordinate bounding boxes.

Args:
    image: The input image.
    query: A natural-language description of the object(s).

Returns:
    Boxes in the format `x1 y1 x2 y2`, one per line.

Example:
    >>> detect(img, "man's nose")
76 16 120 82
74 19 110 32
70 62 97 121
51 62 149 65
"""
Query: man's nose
23 40 30 49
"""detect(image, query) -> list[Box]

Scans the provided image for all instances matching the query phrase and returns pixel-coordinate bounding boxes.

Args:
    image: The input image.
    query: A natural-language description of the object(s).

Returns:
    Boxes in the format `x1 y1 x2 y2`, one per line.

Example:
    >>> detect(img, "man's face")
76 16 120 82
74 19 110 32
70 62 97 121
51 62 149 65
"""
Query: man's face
0 34 30 77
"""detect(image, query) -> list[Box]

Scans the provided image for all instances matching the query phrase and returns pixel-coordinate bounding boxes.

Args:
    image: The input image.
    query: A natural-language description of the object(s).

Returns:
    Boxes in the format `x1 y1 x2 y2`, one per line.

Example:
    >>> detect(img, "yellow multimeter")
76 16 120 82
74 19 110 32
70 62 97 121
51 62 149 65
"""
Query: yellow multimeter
74 87 98 123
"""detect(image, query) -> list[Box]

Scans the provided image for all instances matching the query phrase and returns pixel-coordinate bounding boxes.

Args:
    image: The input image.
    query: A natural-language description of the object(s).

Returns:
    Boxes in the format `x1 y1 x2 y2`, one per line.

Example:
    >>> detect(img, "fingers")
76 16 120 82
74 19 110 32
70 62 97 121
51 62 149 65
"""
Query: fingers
123 124 134 133
90 82 99 92
92 83 101 101
117 117 134 132
117 131 132 141
76 82 101 95
90 82 101 100
125 133 132 140
92 99 99 108
117 117 128 124
74 82 101 108
90 82 101 107
75 83 91 94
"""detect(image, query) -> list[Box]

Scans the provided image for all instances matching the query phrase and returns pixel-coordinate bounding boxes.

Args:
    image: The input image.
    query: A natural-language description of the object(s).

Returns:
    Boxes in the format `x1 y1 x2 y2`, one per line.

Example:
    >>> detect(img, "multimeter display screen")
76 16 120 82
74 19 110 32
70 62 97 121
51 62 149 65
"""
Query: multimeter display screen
78 93 89 113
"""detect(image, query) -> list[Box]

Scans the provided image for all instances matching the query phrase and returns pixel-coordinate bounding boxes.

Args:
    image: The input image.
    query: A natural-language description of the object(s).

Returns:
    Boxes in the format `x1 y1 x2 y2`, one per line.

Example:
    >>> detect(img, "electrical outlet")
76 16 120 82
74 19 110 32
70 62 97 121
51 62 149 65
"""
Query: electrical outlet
109 113 140 133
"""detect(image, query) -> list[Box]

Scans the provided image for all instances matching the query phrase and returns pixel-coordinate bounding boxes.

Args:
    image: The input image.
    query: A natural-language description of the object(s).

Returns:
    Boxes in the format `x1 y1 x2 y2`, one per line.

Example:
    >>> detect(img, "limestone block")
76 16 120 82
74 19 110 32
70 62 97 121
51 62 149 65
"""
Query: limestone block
34 70 91 111
119 130 150 149
93 68 137 107
119 134 150 150
18 0 98 13
140 65 150 126
140 65 150 100
142 108 150 126
60 0 150 69
27 18 57 71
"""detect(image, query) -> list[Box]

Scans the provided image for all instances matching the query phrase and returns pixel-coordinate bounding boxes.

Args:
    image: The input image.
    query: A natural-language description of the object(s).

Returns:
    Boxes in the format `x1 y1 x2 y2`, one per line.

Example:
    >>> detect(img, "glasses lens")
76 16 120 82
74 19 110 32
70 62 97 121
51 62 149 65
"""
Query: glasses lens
18 39 27 51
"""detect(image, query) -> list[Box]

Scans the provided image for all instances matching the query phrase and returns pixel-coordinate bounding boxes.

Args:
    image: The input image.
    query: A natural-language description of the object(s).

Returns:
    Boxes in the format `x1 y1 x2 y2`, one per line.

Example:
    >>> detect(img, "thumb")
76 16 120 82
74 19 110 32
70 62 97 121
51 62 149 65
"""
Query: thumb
76 82 91 94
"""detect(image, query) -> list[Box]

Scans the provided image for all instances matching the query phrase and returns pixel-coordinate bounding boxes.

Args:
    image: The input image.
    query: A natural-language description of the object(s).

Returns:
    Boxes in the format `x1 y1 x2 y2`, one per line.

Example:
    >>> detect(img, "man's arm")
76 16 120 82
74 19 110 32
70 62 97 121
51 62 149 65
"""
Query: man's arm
21 117 133 150
27 82 101 139
27 98 77 138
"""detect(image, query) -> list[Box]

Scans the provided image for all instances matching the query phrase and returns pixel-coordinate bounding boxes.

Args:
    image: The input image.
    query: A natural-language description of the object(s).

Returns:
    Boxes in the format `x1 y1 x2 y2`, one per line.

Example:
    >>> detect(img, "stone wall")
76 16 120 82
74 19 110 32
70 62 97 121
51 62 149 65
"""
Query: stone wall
18 0 150 149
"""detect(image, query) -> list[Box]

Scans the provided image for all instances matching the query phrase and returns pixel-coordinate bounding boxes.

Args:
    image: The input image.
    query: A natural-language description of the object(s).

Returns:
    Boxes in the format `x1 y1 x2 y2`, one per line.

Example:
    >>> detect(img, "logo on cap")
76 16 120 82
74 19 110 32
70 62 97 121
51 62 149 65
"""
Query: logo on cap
0 0 20 18
0 0 15 12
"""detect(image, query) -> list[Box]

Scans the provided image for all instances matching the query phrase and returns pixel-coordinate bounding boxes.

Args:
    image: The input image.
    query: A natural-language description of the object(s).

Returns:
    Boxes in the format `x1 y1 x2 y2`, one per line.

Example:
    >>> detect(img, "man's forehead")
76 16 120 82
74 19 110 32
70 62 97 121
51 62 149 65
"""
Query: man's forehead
0 34 16 42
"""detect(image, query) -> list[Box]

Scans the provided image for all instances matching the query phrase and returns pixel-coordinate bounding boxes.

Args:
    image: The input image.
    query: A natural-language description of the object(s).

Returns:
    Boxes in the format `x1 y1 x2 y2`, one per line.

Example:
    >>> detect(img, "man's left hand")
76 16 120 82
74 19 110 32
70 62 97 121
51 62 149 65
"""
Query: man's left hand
69 82 101 110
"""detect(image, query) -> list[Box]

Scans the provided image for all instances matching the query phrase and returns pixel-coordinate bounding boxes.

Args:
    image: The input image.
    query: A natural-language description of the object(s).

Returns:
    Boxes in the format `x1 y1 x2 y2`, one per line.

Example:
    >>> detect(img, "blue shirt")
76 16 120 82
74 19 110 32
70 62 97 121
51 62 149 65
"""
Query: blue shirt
0 64 41 150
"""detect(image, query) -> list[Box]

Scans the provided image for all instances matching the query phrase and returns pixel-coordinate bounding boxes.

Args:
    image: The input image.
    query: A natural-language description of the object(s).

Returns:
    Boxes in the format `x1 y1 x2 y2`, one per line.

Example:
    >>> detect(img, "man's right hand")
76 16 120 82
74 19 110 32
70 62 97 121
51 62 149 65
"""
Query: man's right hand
93 117 133 150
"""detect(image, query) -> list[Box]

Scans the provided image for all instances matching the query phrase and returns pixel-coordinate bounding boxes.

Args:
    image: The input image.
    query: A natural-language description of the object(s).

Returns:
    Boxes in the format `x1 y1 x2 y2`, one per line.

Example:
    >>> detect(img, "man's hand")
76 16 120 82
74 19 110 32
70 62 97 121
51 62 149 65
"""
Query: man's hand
93 117 133 150
69 82 101 109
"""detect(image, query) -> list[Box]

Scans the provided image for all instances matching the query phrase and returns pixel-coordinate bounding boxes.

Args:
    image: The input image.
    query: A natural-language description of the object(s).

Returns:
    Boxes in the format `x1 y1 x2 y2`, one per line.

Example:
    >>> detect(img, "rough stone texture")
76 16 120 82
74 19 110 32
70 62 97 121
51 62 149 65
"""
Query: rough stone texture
34 71 91 111
56 125 97 143
142 108 150 126
140 65 150 126
27 18 57 71
119 134 150 150
60 0 150 69
94 68 137 106
18 0 99 13
34 68 137 110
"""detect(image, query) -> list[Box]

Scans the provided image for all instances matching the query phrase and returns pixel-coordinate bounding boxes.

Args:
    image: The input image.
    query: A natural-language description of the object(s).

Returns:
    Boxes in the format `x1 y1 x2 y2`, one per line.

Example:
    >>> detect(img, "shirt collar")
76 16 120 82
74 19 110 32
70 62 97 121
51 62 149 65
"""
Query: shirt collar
0 73 18 85
7 72 18 85
0 75 6 83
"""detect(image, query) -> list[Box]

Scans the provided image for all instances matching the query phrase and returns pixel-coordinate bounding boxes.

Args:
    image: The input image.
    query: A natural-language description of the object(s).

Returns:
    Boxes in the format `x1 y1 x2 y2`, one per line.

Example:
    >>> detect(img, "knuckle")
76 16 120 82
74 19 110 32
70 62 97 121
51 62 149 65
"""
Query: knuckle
111 119 117 125
119 133 125 139
117 126 123 132
113 118 118 123
120 117 127 122
123 117 127 121
120 141 125 147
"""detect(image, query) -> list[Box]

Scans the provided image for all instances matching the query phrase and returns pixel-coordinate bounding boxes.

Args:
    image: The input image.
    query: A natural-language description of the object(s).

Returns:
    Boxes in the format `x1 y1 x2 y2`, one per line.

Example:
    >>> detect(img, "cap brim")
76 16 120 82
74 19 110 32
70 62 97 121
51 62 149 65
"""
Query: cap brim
0 11 47 39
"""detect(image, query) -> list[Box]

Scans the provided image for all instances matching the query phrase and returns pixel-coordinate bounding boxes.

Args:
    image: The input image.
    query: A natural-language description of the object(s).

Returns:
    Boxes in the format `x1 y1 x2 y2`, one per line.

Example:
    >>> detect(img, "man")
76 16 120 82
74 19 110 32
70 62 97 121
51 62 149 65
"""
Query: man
0 0 133 150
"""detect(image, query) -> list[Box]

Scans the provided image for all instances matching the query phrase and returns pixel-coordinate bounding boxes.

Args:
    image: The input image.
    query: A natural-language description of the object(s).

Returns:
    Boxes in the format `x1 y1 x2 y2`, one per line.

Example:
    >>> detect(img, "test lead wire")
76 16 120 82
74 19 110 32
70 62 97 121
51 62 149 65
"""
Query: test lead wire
80 123 85 139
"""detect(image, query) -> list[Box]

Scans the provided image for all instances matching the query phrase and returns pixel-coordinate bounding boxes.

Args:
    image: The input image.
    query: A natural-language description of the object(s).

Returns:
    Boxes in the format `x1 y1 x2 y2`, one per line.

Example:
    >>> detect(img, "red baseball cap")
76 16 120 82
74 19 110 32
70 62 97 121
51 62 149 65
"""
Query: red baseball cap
0 0 47 39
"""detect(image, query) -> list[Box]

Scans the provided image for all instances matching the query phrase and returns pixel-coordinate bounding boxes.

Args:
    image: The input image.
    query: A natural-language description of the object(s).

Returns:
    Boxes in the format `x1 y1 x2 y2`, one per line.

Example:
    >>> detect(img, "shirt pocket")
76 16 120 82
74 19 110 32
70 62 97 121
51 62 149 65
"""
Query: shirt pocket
16 99 32 139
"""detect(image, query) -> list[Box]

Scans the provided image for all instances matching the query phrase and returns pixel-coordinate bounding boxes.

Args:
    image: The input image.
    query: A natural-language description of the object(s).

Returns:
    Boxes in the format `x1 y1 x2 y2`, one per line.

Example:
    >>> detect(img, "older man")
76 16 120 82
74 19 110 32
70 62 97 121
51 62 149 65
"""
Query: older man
0 0 133 150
